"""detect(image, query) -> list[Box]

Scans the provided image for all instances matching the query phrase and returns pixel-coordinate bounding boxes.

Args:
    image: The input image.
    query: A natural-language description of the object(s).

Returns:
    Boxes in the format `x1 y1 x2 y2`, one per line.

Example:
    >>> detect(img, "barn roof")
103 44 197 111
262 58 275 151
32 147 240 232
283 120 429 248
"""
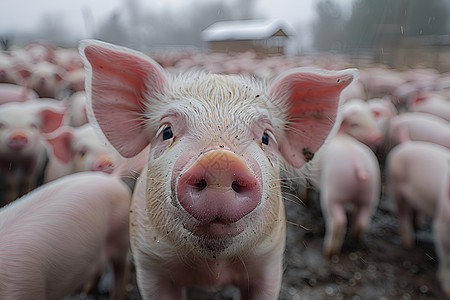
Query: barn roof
202 19 292 42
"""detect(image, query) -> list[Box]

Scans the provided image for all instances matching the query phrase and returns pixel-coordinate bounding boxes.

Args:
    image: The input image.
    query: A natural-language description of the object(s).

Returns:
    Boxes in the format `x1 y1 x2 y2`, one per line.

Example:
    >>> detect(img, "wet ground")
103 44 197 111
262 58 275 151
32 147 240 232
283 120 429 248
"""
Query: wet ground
68 180 445 300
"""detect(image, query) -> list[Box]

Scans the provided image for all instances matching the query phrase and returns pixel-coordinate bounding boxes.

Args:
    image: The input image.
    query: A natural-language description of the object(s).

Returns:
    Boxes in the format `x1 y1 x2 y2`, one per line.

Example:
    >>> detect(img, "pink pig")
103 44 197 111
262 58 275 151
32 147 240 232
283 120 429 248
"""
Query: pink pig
388 112 450 149
314 99 381 258
24 61 66 99
386 141 450 297
45 124 116 182
0 101 65 205
409 93 450 122
0 171 131 299
0 83 38 105
80 40 356 299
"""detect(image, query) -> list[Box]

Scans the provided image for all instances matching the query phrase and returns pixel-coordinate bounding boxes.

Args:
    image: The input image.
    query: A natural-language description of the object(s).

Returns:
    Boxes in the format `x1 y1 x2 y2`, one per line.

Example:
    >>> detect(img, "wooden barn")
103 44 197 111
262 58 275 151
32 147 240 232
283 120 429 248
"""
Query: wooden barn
201 19 292 55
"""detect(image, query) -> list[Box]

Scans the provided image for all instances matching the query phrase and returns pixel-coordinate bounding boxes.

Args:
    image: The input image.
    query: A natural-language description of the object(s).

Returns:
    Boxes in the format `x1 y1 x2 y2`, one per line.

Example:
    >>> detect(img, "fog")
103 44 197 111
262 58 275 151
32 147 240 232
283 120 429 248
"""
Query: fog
1 0 450 68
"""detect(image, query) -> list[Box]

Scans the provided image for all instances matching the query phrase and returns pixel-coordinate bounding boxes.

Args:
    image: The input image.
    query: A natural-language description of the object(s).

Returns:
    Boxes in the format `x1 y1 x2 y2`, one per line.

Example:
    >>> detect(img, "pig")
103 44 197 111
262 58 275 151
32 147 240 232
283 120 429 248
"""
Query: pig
388 112 450 149
0 53 23 85
0 101 65 205
309 99 381 258
65 91 88 127
367 97 398 163
434 169 450 299
45 124 116 182
0 171 131 299
386 141 450 297
337 99 384 147
80 39 356 299
24 61 66 99
319 132 380 258
409 93 450 122
0 83 38 105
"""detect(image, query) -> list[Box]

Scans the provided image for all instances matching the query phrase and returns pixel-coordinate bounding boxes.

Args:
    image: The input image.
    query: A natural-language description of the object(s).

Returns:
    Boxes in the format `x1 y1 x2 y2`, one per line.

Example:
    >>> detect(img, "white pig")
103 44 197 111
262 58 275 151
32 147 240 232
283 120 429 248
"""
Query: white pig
0 171 131 299
0 101 65 205
65 91 88 127
388 112 450 149
25 61 66 99
409 93 450 122
45 124 116 182
312 100 381 258
386 141 450 297
80 39 356 299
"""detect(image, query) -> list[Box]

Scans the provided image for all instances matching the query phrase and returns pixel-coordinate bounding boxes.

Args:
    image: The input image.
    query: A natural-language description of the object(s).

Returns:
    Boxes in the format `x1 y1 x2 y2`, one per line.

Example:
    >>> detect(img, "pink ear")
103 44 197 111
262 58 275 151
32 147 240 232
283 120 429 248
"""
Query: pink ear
80 40 166 158
39 108 66 133
270 68 357 168
46 128 74 163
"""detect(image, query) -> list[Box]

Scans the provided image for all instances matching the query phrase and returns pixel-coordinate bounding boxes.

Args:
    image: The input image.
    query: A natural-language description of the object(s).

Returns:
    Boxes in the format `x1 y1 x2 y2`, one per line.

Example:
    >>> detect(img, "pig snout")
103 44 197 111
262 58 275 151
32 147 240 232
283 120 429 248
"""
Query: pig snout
92 155 114 174
367 129 384 146
176 150 260 233
7 130 28 150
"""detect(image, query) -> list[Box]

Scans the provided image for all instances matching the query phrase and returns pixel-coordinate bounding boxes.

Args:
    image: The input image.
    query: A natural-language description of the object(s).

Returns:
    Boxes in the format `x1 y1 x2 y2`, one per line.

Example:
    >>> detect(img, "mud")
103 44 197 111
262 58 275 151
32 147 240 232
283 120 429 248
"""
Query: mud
66 179 445 300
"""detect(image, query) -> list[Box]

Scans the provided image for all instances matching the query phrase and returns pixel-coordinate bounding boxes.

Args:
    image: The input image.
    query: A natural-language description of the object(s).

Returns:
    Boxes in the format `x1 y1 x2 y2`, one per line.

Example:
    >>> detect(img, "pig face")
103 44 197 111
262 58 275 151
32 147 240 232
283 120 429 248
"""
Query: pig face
80 40 355 262
47 124 115 174
339 99 383 146
0 102 64 158
141 74 287 257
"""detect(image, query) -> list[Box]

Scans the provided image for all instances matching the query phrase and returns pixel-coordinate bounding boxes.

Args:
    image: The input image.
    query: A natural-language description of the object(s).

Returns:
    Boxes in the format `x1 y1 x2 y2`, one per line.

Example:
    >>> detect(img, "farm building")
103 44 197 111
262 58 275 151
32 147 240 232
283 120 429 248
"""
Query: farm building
201 19 292 55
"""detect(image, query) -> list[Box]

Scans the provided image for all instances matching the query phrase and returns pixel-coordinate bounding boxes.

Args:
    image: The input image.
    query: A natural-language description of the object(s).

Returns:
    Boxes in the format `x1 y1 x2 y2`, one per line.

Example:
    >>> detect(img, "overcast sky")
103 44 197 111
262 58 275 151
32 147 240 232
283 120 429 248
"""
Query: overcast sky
1 0 353 37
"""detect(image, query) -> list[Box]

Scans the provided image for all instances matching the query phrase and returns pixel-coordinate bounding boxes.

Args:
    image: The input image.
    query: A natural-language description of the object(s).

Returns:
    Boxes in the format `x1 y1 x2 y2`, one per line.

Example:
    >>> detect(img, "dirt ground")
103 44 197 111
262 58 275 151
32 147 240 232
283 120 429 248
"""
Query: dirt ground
67 177 446 300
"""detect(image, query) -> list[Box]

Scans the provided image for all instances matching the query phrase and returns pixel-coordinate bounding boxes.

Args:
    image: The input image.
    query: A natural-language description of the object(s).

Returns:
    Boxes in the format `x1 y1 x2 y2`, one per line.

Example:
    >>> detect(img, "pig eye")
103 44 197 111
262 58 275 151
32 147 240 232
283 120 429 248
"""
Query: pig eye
162 127 173 141
79 146 88 157
262 132 269 145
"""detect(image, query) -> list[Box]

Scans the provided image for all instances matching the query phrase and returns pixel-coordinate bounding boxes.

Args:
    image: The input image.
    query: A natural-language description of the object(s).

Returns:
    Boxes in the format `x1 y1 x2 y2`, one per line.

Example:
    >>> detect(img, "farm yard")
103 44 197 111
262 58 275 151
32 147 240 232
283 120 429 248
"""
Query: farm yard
0 39 449 299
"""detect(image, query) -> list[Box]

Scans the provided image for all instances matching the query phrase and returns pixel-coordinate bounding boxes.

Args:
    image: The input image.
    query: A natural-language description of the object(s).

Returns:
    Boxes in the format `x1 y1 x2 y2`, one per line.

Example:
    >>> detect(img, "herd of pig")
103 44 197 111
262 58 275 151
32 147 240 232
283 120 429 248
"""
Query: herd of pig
0 39 448 299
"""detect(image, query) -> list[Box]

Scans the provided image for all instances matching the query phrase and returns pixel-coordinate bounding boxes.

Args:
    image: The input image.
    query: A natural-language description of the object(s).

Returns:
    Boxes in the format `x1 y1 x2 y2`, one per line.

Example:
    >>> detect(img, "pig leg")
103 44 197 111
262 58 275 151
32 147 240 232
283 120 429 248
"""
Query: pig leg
351 185 379 239
135 266 183 300
396 193 416 248
109 244 131 299
322 196 347 258
434 217 450 298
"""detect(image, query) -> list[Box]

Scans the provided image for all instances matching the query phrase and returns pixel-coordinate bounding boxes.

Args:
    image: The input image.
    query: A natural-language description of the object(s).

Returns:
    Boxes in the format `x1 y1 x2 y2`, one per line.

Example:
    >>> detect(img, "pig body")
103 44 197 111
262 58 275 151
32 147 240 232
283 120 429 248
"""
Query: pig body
0 102 64 205
312 99 381 258
65 91 88 127
45 124 115 182
410 94 450 122
80 40 355 299
386 141 450 297
319 132 380 258
0 83 38 104
388 112 450 149
0 172 131 299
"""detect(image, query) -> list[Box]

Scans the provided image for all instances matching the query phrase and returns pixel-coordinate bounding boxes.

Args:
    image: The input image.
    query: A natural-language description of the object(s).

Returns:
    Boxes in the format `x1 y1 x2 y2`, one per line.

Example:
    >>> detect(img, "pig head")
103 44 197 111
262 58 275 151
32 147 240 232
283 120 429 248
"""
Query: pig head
80 40 355 299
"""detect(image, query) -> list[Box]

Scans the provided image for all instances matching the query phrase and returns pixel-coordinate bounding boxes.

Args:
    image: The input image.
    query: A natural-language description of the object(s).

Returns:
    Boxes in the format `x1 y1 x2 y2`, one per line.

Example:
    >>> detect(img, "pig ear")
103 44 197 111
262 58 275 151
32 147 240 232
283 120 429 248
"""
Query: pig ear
270 68 357 168
39 108 65 134
79 40 166 158
46 128 74 163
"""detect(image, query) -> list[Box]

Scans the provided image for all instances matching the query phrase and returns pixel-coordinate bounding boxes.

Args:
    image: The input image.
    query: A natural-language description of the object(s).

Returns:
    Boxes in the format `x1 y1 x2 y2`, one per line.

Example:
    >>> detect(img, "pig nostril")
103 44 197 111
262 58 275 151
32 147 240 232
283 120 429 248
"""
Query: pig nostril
193 179 207 191
232 181 246 194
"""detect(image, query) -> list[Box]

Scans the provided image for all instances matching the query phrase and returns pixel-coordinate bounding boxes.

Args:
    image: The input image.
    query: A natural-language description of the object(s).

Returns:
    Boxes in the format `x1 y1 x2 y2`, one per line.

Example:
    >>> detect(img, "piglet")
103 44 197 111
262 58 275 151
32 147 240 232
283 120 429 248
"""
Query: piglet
386 141 450 297
0 101 65 205
388 112 450 149
409 93 450 122
0 171 131 299
0 83 38 105
23 61 66 99
80 39 356 299
45 124 116 182
314 100 381 258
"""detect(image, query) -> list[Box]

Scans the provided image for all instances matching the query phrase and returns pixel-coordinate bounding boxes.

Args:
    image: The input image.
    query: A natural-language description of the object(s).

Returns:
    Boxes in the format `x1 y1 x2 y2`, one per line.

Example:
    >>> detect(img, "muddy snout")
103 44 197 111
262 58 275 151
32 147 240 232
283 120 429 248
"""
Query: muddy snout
176 150 261 226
